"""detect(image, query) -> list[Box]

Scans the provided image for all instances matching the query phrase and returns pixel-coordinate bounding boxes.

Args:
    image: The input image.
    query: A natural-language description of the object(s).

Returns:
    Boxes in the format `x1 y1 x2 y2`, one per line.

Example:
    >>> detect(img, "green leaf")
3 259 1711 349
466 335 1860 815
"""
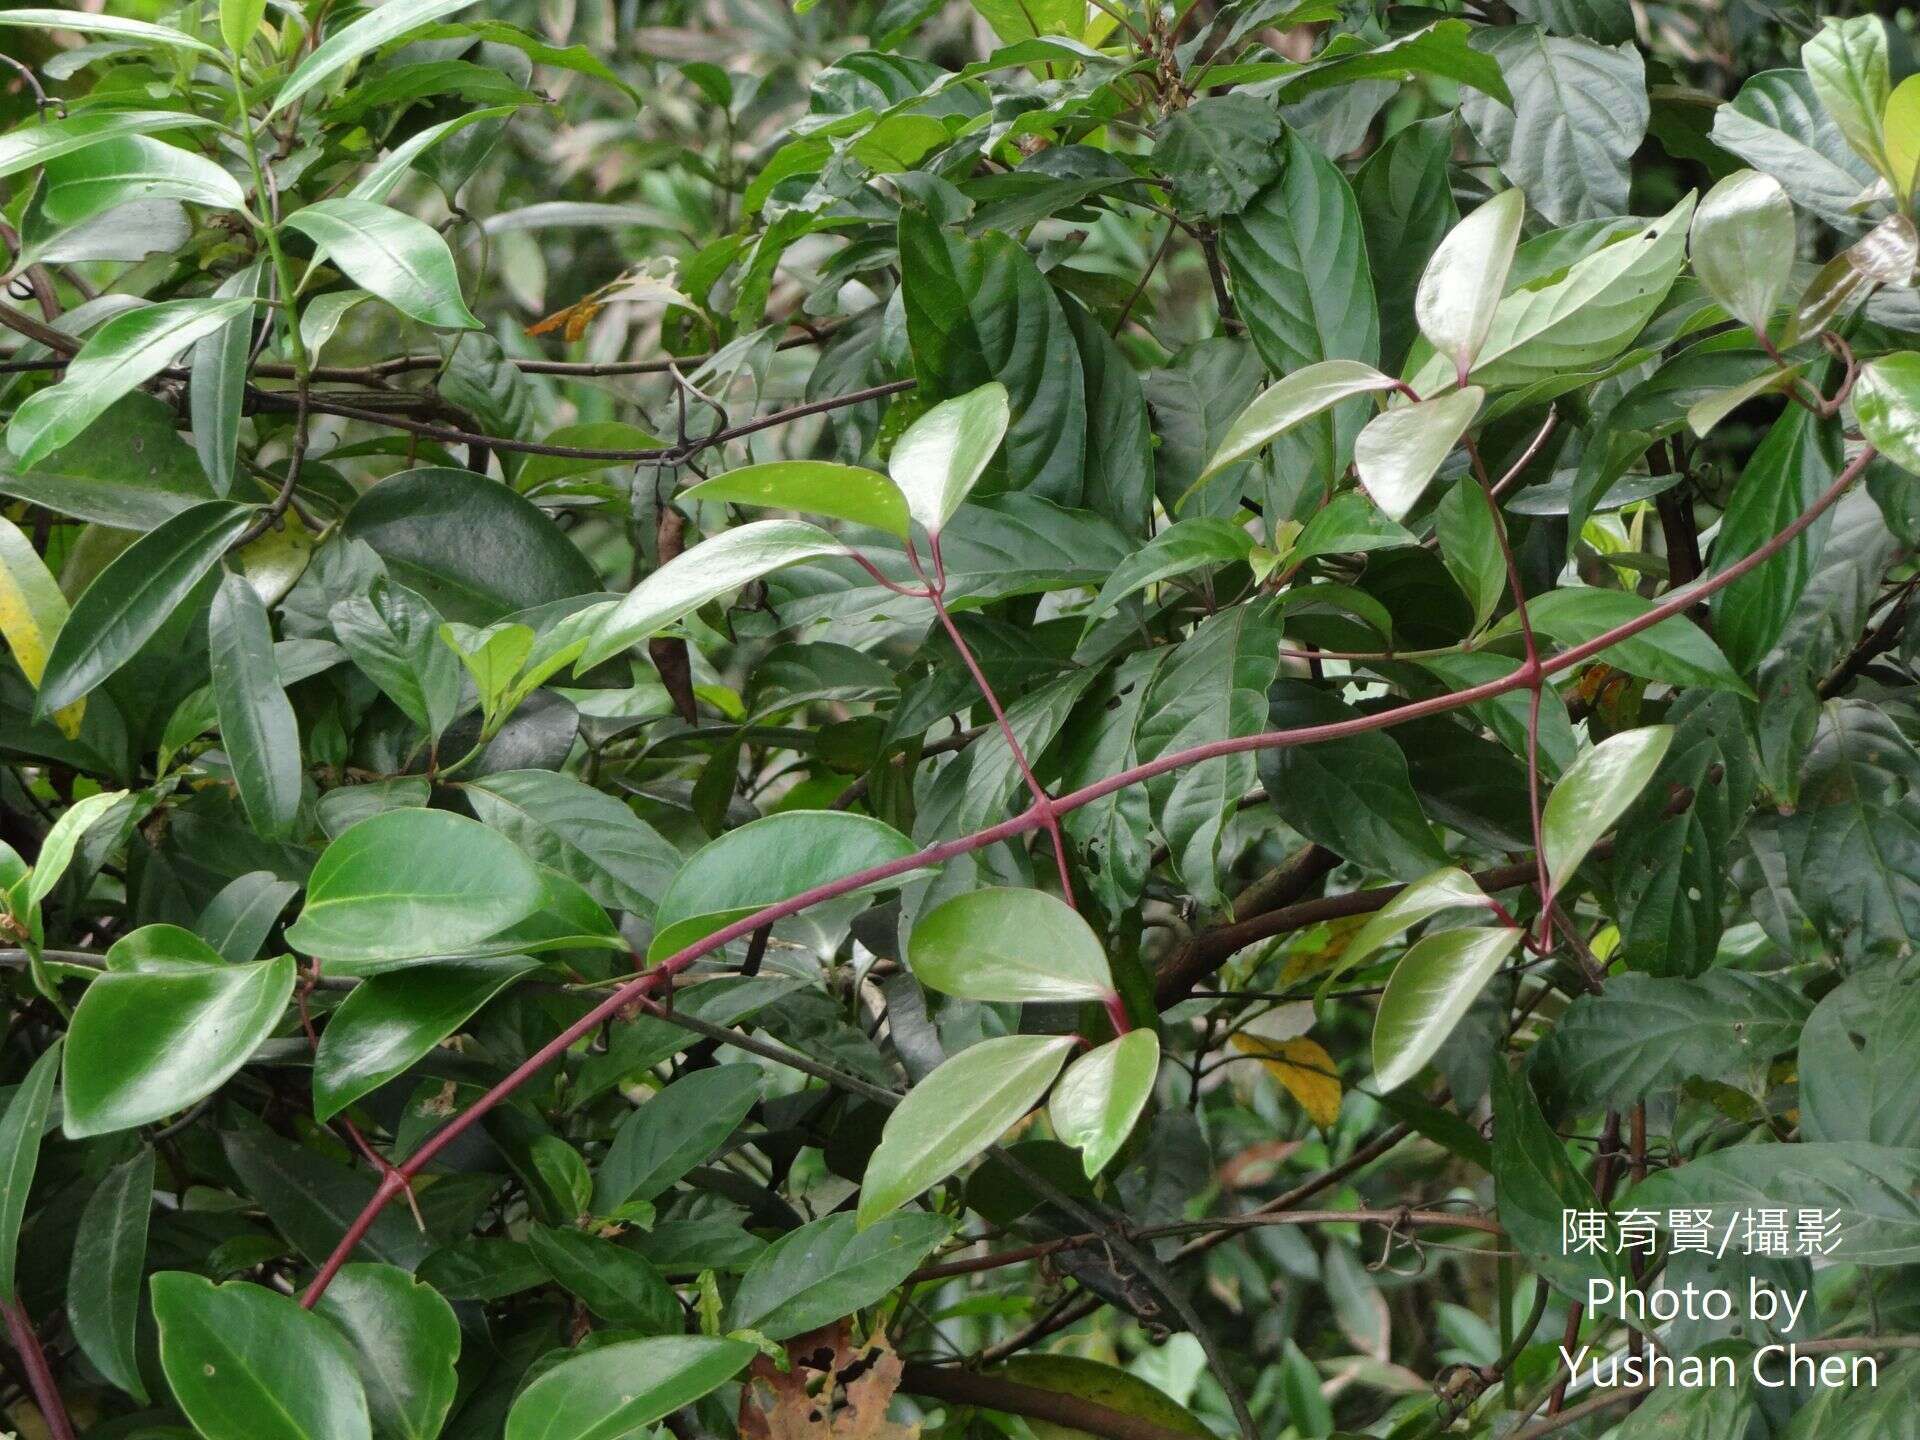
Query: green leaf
1153 94 1287 221
581 519 842 669
1356 116 1459 371
0 392 219 529
1049 1029 1159 1177
1290 491 1417 562
39 134 245 227
1258 681 1448 882
1803 15 1893 182
502 1336 755 1440
66 1148 154 1402
1199 360 1396 487
1541 725 1674 894
1461 27 1647 226
0 1040 61 1301
1887 76 1920 204
210 572 303 840
221 1129 435 1271
312 1265 459 1440
994 1356 1213 1440
1433 479 1506 631
1711 70 1876 228
888 382 1011 536
0 515 81 736
1354 388 1484 523
1855 352 1920 476
0 110 212 182
283 200 480 331
899 211 1086 506
220 0 267 52
466 770 680 917
1534 972 1809 1110
1491 1063 1620 1295
270 0 482 116
330 579 463 741
593 1064 763 1215
350 107 521 205
1372 926 1520 1092
8 300 256 468
648 809 916 961
1220 130 1380 499
1689 170 1795 336
682 460 911 538
313 956 539 1121
24 786 129 910
1800 970 1920 1147
1517 585 1751 694
63 957 294 1137
191 264 265 498
856 1033 1075 1227
152 1273 372 1440
728 1211 951 1341
1080 518 1255 633
909 886 1114 1003
1310 865 1491 1005
1416 189 1525 381
0 9 221 57
526 1226 681 1333
285 809 544 969
1783 1355 1920 1440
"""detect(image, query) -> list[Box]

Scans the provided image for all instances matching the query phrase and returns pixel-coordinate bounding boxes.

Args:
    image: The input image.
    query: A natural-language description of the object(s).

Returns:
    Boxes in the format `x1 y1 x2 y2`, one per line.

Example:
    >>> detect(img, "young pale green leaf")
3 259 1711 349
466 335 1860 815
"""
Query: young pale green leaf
8 300 256 469
0 1040 61 1301
592 1064 762 1215
1198 359 1396 486
63 959 294 1137
0 111 212 182
1290 490 1417 563
683 460 911 538
152 1273 372 1440
648 809 915 960
1804 15 1893 182
1312 865 1491 1007
440 620 533 724
311 1265 460 1440
1542 725 1675 896
36 501 252 716
728 1212 952 1340
857 1033 1076 1227
1688 170 1795 337
284 808 544 969
1686 363 1803 439
909 886 1115 1003
1854 353 1920 477
503 1336 756 1440
219 0 267 53
1372 926 1522 1092
888 382 1010 535
0 9 221 57
0 514 82 737
313 956 539 1121
1887 76 1920 205
1415 188 1525 381
1354 387 1484 522
66 1148 153 1402
39 135 245 227
579 519 843 669
1049 1029 1160 1177
210 573 303 841
269 0 482 116
283 201 480 331
25 788 129 911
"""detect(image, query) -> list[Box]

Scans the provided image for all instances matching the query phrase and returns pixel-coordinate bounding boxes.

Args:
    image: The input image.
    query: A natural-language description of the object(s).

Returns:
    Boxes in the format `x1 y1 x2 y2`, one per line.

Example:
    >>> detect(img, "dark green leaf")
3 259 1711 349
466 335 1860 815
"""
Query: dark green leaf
311 1264 460 1440
592 1064 762 1215
728 1211 951 1340
210 572 303 840
66 1148 154 1401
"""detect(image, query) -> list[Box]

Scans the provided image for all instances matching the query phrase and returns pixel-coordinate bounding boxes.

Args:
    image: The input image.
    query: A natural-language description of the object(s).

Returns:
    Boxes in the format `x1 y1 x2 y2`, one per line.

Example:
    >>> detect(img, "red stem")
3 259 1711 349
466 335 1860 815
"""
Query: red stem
300 445 1874 1307
3 1300 76 1440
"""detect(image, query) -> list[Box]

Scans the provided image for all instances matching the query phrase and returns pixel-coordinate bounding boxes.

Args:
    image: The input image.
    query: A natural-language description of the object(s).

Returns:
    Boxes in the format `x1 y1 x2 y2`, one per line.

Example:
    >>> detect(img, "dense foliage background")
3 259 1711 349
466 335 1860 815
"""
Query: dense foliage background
2 0 1920 1437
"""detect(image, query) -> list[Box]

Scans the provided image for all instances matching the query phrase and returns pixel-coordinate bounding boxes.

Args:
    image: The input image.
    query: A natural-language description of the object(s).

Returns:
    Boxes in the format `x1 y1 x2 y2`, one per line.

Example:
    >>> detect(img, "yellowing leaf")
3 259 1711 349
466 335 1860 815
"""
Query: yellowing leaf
1277 913 1372 989
1232 1034 1342 1129
0 516 83 737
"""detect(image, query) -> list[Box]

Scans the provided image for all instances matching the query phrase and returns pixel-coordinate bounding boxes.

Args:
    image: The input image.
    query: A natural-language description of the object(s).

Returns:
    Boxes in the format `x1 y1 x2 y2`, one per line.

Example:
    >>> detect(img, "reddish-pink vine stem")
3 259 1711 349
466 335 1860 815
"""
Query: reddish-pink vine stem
300 444 1875 1307
3 1300 77 1440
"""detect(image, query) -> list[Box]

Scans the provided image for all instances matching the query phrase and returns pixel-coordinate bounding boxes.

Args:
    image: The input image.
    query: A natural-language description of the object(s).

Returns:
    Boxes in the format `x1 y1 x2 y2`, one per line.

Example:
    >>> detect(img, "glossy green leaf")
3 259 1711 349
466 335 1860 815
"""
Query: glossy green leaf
592 1064 762 1214
313 956 539 1121
1542 725 1674 895
330 579 463 741
67 1148 154 1402
63 957 294 1137
221 1129 436 1271
0 1040 61 1301
8 301 256 469
24 786 128 910
1081 518 1255 630
909 886 1114 1003
191 264 264 498
1354 388 1484 523
1855 353 1920 477
1688 169 1795 336
1312 865 1491 1005
283 200 480 330
0 110 212 182
502 1336 755 1440
220 0 267 52
581 519 842 669
1803 15 1893 182
994 1356 1213 1440
270 0 482 116
1432 478 1506 631
1357 116 1459 370
1491 1063 1621 1294
728 1211 951 1340
350 108 520 205
39 135 245 226
1887 75 1920 204
1517 586 1751 695
210 572 303 840
311 1265 460 1440
1415 188 1524 381
682 460 910 538
1049 1029 1159 1177
1372 926 1521 1092
526 1226 681 1334
887 382 1010 535
152 1273 371 1440
284 808 544 968
647 809 916 961
0 9 221 57
465 770 680 916
1199 361 1396 487
857 1033 1075 1227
